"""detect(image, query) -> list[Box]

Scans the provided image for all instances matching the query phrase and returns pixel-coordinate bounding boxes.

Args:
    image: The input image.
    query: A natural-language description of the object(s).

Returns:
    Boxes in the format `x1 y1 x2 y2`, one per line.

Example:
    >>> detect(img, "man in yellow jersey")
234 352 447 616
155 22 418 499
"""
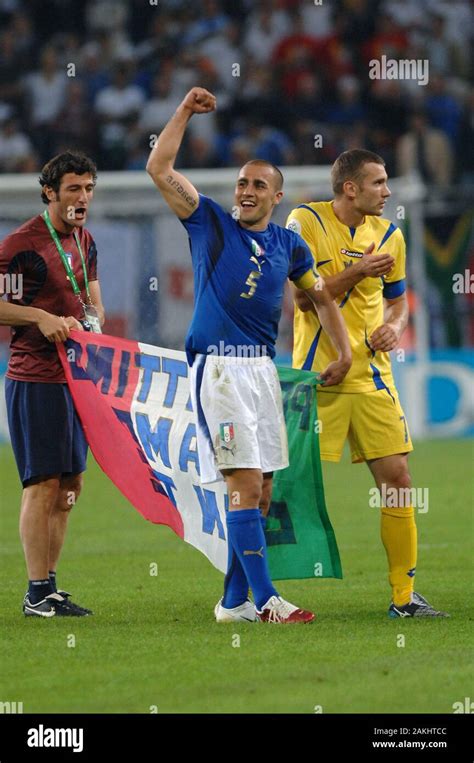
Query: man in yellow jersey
287 149 448 618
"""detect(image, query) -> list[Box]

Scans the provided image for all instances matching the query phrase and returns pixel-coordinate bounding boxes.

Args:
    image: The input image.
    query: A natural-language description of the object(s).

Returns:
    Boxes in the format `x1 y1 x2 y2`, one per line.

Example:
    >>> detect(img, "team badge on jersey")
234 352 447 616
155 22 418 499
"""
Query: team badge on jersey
219 422 235 450
286 218 302 235
251 239 265 258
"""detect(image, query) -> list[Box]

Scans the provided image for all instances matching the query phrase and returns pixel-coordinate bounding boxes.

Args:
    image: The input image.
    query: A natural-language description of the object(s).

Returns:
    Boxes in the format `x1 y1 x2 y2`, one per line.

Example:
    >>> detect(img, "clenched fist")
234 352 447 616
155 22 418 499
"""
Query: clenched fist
180 87 217 115
369 323 400 352
319 355 352 386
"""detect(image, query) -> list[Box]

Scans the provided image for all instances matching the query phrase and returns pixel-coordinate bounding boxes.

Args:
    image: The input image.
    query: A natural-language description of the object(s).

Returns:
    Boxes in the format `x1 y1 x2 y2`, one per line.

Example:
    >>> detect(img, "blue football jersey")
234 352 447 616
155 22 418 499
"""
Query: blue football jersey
181 194 316 362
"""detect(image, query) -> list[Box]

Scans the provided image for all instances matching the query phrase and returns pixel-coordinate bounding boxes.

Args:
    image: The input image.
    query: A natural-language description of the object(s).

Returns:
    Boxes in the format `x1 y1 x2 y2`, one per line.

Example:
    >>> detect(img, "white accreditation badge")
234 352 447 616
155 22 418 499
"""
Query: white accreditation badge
83 303 102 334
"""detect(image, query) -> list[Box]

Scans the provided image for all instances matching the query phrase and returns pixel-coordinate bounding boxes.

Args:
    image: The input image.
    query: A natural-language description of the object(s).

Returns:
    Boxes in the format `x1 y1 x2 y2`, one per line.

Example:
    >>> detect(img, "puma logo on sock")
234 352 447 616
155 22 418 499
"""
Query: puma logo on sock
243 547 264 558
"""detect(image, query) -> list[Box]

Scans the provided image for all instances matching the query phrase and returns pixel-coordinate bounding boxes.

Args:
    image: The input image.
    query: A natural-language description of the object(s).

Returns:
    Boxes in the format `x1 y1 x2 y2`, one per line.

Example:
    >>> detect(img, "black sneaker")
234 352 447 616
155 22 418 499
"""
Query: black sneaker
388 591 449 618
57 590 93 615
23 593 56 617
23 592 92 617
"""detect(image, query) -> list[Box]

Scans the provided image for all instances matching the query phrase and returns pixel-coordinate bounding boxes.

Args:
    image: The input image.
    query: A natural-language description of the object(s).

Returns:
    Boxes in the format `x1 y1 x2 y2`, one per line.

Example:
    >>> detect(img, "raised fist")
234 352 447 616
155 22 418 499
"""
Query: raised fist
180 87 217 115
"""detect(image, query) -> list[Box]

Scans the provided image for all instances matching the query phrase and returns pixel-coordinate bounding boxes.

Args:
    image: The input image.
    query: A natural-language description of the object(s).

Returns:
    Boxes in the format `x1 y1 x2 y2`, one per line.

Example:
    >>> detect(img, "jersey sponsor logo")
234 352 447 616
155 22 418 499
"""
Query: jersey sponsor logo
286 218 302 235
341 248 363 258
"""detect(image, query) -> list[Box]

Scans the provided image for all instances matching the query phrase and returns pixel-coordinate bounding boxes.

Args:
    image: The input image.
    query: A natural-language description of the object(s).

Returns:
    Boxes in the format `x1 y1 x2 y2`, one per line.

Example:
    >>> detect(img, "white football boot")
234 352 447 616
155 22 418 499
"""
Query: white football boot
214 597 257 622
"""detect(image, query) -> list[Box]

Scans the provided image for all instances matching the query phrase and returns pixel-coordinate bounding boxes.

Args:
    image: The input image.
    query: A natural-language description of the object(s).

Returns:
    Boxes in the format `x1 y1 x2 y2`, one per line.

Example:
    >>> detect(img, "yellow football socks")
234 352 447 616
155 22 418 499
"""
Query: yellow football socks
381 506 417 607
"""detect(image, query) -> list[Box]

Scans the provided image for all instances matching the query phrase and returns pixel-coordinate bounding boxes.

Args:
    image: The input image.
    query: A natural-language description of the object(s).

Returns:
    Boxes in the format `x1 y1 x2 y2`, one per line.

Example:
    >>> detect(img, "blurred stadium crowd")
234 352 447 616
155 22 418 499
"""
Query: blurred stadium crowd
0 0 472 187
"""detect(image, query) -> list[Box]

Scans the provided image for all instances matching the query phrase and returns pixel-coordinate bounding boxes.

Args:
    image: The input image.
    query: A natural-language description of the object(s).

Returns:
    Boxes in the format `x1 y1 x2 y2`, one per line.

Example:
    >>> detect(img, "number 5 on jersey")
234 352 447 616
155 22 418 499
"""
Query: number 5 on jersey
240 270 262 299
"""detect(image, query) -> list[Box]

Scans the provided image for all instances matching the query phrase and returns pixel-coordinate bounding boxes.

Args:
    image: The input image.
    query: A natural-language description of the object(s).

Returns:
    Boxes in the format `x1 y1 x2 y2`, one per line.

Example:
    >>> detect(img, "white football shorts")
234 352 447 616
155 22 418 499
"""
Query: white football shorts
190 353 289 484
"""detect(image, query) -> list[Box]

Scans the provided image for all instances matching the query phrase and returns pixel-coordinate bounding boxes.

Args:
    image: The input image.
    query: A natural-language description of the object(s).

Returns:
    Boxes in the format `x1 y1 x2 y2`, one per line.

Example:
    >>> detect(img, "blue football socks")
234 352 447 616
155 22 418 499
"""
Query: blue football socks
225 509 278 610
222 545 249 608
222 512 269 609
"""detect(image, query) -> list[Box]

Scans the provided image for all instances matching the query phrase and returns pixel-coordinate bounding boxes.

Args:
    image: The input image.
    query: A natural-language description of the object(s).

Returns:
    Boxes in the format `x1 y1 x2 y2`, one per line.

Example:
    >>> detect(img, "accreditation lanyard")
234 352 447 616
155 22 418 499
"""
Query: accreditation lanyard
42 209 91 304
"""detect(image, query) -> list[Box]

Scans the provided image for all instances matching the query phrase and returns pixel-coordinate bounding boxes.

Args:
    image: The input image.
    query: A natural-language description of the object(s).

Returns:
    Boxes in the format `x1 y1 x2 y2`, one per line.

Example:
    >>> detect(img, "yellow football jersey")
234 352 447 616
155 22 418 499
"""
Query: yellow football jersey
287 201 406 392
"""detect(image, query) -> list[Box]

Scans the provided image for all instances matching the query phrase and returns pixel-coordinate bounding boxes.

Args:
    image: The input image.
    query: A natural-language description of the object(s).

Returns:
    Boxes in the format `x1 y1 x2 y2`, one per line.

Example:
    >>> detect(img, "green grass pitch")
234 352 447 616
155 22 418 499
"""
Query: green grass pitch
0 439 472 714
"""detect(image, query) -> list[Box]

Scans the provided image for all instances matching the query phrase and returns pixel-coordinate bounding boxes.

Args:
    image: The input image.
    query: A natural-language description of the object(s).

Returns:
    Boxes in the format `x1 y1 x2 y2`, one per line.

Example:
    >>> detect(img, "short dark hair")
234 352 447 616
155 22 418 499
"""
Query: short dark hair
241 159 284 191
39 150 97 204
331 149 385 195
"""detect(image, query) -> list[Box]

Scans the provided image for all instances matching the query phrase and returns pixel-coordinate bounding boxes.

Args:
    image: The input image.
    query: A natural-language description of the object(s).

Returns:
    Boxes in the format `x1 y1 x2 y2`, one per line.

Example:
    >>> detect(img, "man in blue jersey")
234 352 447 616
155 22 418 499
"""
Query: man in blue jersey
146 87 352 624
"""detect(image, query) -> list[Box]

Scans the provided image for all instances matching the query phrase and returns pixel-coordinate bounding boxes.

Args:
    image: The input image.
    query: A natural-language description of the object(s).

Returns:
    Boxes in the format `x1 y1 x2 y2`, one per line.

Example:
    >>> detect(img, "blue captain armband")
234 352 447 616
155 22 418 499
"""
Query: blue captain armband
383 278 406 299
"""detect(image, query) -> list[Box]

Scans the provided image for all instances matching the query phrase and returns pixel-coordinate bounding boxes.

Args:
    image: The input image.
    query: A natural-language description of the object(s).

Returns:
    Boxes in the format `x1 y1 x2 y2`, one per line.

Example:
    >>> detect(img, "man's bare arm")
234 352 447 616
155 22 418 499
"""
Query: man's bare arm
369 293 409 352
0 301 70 342
304 278 352 386
146 87 216 219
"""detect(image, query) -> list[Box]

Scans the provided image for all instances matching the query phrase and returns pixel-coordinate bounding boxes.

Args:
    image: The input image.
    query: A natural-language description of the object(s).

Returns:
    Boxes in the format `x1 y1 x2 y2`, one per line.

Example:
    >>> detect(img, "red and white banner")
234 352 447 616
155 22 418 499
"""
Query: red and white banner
59 331 229 573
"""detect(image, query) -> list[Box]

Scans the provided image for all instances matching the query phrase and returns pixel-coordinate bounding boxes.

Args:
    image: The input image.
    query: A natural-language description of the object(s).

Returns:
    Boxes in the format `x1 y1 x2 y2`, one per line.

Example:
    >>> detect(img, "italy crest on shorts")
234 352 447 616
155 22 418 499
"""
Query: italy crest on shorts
219 422 235 450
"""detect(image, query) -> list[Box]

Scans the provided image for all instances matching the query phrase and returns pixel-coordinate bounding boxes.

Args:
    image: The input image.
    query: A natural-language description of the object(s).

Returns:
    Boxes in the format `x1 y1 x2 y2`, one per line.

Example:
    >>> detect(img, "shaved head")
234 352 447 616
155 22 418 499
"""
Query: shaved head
240 160 284 191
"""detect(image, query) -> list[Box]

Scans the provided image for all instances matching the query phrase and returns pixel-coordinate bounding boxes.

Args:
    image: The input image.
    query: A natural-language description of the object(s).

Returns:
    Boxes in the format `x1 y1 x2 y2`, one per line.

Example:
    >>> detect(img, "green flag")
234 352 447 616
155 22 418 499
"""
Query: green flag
267 366 342 580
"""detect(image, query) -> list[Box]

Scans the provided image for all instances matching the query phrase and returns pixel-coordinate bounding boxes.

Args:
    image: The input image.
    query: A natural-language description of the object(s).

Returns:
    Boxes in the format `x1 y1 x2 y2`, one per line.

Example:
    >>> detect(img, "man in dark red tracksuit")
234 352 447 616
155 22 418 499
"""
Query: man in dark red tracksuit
0 150 105 617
